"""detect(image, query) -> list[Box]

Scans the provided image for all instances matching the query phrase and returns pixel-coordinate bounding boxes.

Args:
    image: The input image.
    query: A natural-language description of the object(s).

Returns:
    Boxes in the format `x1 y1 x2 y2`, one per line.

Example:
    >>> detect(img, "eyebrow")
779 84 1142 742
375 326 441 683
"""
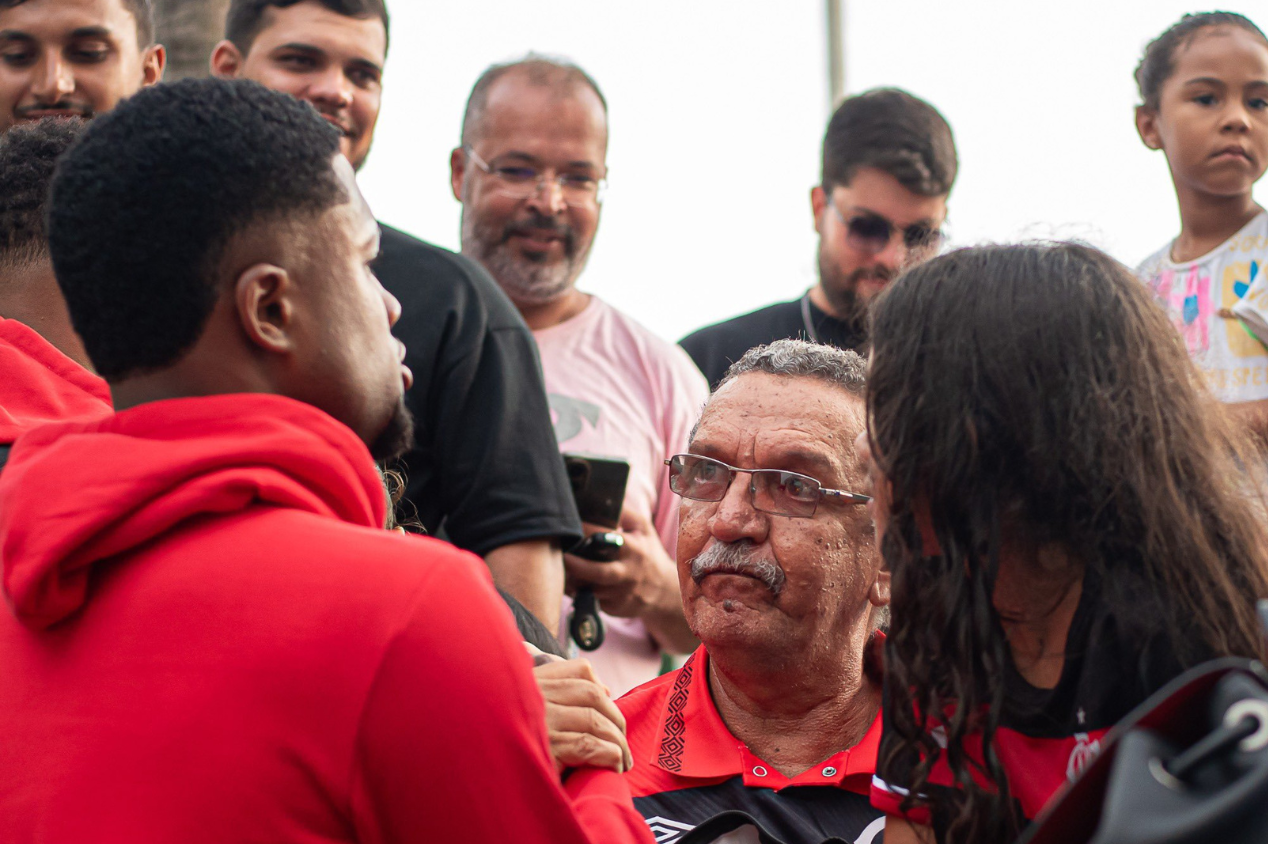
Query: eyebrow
0 25 115 42
843 203 937 229
493 150 599 171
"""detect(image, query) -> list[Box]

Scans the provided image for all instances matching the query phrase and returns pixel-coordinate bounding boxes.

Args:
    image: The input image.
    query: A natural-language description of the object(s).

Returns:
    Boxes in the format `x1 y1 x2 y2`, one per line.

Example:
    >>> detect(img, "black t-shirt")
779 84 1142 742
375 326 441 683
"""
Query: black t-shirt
679 294 867 390
373 224 582 556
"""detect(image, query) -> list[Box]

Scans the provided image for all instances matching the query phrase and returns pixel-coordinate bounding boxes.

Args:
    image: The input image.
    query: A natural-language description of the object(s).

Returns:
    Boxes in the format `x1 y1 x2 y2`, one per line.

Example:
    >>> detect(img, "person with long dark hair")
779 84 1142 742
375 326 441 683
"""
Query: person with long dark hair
861 243 1268 844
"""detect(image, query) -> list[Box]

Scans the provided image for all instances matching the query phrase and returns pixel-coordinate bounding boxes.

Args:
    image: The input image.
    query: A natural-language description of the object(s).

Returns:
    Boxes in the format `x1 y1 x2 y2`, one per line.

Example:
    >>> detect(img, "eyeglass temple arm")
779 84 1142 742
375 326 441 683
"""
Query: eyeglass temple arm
822 489 872 504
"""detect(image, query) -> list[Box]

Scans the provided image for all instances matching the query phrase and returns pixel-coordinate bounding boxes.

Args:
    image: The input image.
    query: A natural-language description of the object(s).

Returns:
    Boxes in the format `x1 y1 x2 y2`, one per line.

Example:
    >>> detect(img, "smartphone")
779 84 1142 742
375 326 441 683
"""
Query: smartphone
563 453 630 529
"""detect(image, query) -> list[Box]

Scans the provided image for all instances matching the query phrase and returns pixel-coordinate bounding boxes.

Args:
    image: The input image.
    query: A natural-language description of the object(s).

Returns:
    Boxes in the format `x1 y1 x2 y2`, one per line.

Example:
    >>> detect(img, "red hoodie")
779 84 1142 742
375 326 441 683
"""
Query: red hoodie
0 393 652 844
0 316 110 448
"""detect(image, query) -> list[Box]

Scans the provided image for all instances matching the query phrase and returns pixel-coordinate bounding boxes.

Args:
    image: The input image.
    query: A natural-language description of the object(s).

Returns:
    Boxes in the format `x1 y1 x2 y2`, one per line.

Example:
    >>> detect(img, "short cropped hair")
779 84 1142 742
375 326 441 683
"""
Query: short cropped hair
1135 12 1267 110
718 338 867 398
461 53 607 147
0 118 84 272
0 0 155 46
47 77 344 381
821 87 957 197
225 0 390 55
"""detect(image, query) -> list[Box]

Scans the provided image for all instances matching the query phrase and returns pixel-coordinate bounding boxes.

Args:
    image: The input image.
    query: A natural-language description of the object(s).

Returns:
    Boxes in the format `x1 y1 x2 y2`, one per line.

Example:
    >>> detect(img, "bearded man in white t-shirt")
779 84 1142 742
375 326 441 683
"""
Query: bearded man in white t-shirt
451 55 708 696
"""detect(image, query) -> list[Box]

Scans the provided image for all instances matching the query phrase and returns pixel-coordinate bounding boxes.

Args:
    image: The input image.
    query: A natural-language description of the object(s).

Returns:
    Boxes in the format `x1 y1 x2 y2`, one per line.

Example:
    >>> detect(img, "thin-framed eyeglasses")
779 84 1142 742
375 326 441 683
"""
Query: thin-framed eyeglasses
464 146 607 206
665 453 870 519
829 201 944 258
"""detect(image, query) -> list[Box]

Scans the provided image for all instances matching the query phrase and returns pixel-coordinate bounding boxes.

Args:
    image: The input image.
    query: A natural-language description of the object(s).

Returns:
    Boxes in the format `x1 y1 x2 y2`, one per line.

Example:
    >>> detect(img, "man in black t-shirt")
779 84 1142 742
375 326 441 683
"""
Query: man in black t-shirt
211 0 581 632
680 89 959 389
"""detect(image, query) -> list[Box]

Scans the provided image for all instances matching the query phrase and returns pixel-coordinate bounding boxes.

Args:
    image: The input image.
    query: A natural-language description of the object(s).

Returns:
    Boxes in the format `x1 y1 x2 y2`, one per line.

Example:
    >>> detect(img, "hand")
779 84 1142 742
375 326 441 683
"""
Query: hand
534 657 633 774
564 507 679 620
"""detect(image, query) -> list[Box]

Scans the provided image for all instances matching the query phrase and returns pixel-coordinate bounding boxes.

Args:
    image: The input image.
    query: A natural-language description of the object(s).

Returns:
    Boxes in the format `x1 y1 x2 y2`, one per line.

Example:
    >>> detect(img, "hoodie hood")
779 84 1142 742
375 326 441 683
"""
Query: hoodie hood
0 393 387 629
0 317 111 445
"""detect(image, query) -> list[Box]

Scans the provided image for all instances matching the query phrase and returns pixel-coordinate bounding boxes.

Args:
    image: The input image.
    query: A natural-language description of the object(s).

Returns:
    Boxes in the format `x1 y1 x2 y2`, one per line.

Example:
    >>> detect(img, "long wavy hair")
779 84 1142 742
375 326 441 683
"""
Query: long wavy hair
867 243 1268 843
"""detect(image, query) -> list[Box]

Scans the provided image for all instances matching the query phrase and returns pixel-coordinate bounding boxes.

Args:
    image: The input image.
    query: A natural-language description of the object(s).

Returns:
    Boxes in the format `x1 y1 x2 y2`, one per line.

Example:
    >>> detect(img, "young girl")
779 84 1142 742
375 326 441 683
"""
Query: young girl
1135 12 1268 443
862 244 1268 844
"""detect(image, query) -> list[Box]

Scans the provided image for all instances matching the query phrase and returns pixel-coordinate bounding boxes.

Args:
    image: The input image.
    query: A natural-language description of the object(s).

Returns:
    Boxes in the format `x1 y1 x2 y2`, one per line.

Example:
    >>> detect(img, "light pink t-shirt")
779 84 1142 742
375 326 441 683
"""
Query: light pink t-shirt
534 296 709 696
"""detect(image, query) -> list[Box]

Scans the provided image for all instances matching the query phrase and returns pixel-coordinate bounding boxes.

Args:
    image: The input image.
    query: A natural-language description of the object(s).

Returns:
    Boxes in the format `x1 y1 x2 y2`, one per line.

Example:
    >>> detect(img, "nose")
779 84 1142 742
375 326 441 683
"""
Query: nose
380 282 402 329
32 52 75 101
874 229 909 271
708 470 769 546
525 177 568 217
308 66 354 110
1222 101 1252 133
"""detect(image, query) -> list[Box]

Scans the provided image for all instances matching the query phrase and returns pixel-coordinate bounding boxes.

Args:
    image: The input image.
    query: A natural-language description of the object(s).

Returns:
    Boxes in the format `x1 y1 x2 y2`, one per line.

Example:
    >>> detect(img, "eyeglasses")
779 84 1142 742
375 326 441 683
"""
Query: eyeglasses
465 146 607 206
830 202 944 258
665 453 870 519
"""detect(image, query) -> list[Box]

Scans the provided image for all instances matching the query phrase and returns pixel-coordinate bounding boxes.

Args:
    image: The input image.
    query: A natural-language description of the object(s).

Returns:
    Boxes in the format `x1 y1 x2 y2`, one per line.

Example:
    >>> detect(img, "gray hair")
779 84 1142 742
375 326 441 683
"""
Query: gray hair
460 53 608 147
717 338 867 397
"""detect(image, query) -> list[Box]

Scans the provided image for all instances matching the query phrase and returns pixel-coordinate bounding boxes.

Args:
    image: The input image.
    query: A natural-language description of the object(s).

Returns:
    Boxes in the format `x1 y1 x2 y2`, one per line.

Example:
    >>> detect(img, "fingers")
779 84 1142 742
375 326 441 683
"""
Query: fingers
524 641 564 667
535 659 632 773
618 507 655 535
564 555 631 588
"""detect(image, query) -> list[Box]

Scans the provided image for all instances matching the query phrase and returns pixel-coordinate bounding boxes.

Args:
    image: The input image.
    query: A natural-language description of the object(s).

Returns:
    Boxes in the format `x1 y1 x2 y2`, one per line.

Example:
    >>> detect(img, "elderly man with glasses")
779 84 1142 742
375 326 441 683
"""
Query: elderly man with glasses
612 339 890 844
681 88 958 390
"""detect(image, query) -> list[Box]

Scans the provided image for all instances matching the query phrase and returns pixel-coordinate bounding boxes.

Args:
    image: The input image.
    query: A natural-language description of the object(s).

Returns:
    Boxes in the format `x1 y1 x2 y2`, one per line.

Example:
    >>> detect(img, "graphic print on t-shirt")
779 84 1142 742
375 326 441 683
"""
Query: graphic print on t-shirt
1150 265 1214 355
1222 260 1265 358
549 394 602 444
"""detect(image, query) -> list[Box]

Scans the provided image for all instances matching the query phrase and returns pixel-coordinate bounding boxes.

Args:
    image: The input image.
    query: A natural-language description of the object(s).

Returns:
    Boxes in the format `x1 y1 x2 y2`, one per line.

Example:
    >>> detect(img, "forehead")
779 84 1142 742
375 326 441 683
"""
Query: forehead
0 0 138 42
247 1 386 65
477 70 608 157
693 373 864 470
832 166 947 228
1170 26 1268 81
331 154 376 241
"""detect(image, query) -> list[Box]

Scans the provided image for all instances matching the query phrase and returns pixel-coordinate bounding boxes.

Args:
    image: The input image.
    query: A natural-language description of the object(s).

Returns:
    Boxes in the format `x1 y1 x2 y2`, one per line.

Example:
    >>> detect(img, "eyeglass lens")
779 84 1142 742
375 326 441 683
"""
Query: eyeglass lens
845 213 939 255
669 455 821 517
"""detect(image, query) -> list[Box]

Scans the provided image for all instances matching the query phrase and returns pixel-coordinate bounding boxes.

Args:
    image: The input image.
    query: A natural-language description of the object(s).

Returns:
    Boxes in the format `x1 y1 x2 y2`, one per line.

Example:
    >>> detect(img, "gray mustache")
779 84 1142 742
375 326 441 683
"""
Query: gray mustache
689 540 786 595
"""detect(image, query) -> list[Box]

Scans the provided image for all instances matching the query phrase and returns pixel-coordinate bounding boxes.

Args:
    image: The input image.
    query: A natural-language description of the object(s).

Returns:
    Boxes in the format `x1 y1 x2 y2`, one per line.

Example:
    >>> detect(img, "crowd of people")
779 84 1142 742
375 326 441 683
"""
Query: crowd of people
0 1 1266 843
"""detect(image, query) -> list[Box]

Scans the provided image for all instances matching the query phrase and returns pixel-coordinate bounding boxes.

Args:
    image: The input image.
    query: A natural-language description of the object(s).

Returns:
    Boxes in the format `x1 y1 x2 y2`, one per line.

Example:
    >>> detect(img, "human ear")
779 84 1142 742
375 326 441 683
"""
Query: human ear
235 264 296 355
811 185 827 235
450 147 467 202
1135 105 1163 151
869 567 891 608
141 44 165 86
210 41 243 78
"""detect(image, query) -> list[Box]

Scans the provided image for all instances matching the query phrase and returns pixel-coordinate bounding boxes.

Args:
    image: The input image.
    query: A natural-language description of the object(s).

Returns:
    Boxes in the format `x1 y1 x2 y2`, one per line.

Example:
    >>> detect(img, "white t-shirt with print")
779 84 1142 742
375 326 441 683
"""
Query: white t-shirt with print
1137 210 1268 404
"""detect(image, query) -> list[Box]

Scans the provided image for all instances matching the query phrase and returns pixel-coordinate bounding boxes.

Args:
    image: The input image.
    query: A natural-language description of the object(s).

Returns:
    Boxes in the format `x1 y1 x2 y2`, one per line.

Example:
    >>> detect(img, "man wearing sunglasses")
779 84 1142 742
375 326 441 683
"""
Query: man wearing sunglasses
615 339 890 843
681 88 958 389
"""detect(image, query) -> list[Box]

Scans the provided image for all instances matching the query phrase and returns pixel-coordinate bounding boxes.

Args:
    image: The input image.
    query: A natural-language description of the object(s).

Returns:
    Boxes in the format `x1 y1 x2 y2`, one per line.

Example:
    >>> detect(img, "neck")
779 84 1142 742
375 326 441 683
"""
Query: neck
808 284 842 321
0 264 93 371
516 288 591 331
1171 184 1262 263
993 545 1084 690
707 630 880 778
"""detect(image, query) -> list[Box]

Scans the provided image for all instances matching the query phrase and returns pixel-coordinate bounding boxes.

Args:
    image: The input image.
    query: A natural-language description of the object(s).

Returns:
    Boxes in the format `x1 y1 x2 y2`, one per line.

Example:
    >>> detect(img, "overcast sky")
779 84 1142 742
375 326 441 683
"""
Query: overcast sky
358 1 1268 343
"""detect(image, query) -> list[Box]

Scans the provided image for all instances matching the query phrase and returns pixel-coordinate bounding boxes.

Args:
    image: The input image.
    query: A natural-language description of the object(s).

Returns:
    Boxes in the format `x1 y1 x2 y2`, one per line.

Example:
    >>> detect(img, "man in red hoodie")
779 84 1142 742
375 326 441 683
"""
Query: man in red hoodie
0 77 651 844
0 120 111 471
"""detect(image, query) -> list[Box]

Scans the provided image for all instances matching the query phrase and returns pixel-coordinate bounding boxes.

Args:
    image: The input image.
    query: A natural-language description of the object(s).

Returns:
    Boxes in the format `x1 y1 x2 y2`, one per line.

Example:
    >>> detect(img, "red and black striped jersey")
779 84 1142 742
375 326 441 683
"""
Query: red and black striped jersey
871 572 1197 828
618 647 885 844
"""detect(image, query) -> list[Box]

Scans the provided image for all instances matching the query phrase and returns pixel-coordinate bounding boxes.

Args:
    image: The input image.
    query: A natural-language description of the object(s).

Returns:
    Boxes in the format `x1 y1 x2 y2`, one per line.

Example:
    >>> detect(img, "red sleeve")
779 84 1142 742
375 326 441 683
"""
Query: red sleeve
565 767 655 844
349 548 651 844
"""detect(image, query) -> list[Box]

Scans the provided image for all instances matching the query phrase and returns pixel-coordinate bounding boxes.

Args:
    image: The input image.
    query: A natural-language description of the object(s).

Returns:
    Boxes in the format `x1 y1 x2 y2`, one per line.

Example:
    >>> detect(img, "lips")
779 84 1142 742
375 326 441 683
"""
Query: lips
319 114 354 138
1211 145 1252 162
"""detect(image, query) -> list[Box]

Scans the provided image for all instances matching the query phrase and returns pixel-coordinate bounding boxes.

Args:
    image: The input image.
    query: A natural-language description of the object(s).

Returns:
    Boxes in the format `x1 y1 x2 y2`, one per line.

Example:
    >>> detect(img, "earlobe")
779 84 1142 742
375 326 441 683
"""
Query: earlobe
1135 106 1163 150
811 186 827 234
235 264 296 355
869 569 892 608
450 147 466 202
210 41 242 78
143 44 166 85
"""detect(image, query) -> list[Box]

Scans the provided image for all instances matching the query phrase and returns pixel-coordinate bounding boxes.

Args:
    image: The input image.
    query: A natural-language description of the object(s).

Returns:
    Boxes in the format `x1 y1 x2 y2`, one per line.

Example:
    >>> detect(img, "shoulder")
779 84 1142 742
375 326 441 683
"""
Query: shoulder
1134 241 1175 280
681 300 801 347
592 299 709 394
617 664 680 725
374 224 527 332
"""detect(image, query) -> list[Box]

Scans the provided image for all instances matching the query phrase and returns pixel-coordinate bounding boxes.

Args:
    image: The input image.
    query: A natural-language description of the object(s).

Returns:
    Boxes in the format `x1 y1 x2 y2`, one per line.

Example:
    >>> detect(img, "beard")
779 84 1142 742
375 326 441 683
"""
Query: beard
689 539 787 596
817 249 896 333
368 395 415 462
460 204 592 307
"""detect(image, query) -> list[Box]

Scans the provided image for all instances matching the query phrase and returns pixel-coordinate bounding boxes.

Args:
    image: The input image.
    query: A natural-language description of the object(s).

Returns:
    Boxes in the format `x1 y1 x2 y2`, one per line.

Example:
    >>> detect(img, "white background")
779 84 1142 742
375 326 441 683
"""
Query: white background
358 0 1268 343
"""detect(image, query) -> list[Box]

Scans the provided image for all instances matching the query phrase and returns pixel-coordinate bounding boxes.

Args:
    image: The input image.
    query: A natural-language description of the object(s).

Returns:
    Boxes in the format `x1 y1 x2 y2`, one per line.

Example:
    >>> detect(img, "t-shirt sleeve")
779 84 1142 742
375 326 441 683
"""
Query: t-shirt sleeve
1232 262 1268 347
382 238 582 555
349 548 648 844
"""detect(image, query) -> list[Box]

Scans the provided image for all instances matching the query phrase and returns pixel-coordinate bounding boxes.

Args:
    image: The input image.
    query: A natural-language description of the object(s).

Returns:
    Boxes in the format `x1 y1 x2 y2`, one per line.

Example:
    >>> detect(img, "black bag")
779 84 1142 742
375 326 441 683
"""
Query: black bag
1019 658 1268 844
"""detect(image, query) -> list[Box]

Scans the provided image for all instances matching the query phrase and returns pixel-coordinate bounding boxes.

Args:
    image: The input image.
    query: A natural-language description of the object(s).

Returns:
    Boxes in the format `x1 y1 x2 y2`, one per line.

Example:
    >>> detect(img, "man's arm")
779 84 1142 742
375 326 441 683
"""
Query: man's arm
350 551 650 844
485 539 564 634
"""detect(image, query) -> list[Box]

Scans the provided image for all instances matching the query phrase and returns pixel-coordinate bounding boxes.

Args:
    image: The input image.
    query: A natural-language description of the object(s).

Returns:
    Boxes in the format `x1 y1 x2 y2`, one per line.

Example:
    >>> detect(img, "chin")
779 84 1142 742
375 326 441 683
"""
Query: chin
368 396 415 462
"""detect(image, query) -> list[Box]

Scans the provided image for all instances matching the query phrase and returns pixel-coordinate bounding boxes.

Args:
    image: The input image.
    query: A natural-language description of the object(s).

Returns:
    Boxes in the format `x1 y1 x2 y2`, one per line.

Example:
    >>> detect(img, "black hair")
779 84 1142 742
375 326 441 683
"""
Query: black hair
498 589 568 659
46 77 344 381
0 0 155 46
0 118 84 272
821 87 957 197
1136 12 1267 110
225 0 390 55
461 54 608 147
868 243 1268 844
